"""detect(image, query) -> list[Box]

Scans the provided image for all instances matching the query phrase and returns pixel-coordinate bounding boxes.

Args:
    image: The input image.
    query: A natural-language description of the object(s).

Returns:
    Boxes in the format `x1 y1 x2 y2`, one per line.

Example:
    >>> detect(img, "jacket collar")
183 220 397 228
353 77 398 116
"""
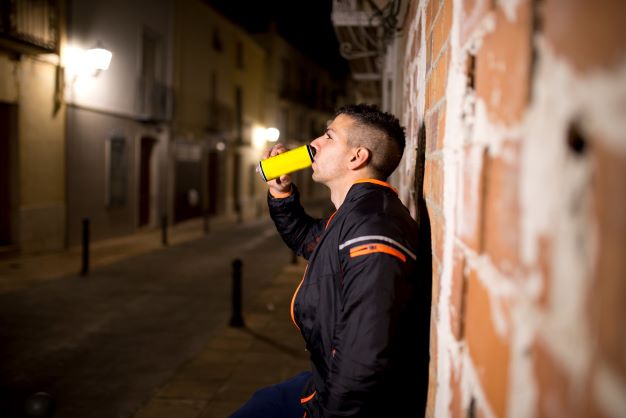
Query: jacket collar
352 178 398 195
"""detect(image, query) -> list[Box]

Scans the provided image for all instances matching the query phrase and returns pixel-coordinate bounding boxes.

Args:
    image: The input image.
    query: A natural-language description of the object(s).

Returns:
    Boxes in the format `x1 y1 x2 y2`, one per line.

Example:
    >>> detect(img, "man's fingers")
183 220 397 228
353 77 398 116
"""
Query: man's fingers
269 144 287 158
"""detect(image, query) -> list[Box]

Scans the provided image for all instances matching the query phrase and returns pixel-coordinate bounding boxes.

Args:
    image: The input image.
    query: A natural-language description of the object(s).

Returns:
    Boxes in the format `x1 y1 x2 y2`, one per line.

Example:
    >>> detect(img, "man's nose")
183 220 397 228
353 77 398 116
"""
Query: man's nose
309 138 321 154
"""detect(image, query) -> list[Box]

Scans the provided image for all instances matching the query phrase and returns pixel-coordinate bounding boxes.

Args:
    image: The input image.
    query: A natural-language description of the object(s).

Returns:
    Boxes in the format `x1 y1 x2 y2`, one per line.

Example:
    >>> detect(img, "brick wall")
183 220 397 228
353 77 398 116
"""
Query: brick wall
392 1 626 417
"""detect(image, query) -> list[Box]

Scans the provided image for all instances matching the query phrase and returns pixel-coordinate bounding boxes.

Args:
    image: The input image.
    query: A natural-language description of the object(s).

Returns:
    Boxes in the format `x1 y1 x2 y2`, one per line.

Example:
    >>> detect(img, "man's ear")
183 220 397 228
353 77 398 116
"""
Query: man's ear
348 147 371 170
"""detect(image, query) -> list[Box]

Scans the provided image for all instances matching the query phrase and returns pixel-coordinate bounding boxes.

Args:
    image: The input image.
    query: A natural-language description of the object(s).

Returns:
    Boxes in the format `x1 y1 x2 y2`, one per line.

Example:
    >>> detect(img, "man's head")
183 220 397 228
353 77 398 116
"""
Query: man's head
334 104 406 179
310 104 405 185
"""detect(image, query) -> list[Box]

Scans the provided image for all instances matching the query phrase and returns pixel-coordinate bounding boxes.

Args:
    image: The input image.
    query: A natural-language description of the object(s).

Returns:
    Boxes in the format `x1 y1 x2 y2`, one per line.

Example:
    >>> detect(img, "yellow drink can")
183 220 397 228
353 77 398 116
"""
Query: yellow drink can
258 145 316 182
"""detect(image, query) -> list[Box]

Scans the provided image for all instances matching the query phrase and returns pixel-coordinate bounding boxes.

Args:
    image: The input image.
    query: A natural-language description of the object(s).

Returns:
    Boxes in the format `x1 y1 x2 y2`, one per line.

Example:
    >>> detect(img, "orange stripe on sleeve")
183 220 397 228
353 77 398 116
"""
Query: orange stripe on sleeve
300 390 317 404
349 243 406 262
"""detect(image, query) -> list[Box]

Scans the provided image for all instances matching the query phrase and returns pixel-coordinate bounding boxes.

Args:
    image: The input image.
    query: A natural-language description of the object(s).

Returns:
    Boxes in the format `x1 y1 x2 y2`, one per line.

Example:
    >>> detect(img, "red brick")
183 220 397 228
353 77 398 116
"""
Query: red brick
431 255 442 320
544 0 626 73
430 157 444 210
460 0 493 48
482 142 521 276
475 1 532 125
426 47 450 110
459 145 486 252
426 0 441 35
425 102 448 154
465 270 511 418
589 141 626 379
449 245 467 340
426 31 433 72
425 107 440 154
432 0 452 63
428 209 445 264
424 158 433 199
533 340 596 418
436 104 447 149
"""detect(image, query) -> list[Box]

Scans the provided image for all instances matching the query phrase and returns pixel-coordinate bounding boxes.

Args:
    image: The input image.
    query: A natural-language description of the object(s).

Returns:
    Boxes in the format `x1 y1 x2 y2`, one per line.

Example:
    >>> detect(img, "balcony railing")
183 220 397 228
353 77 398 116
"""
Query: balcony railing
136 78 172 123
0 0 59 53
206 100 235 137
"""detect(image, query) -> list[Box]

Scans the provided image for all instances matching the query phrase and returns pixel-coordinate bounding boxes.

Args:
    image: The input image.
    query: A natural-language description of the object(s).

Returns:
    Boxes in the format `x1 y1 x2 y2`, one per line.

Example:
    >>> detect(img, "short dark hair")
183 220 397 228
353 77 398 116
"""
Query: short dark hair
334 103 406 179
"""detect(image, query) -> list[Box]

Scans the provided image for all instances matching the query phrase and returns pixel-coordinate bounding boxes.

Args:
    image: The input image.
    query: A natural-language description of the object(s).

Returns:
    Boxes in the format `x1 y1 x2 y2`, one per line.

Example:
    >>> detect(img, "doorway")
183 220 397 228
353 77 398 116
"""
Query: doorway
207 150 219 216
0 102 17 246
138 136 157 227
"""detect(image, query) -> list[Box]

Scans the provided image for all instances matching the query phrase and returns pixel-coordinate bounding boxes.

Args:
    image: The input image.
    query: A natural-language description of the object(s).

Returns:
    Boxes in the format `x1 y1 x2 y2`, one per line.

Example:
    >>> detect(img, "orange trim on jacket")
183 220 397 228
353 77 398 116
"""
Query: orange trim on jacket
349 243 406 262
269 187 293 199
300 390 317 404
291 213 335 331
290 265 307 331
353 178 398 195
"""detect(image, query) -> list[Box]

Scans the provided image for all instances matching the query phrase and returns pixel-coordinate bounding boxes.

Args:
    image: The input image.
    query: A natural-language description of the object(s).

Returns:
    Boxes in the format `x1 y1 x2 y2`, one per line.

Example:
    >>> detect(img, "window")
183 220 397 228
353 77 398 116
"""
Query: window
235 86 243 143
236 41 244 69
213 29 223 52
106 136 128 208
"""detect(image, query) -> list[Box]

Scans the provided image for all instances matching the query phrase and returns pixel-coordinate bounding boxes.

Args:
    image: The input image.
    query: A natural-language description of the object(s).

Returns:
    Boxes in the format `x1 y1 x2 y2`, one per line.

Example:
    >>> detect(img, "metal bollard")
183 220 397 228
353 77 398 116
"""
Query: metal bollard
161 215 168 246
81 218 90 276
229 259 245 327
24 392 55 418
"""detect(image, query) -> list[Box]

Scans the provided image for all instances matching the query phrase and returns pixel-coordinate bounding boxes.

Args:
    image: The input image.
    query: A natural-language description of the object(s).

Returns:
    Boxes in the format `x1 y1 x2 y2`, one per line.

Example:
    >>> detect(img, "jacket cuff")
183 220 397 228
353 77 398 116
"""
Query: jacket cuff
269 186 293 199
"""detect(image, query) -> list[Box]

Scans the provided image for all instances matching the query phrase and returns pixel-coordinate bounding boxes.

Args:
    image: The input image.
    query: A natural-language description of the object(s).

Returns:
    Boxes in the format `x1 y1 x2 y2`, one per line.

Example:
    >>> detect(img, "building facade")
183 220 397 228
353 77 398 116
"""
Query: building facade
172 0 268 224
255 29 345 201
64 0 174 246
0 0 66 253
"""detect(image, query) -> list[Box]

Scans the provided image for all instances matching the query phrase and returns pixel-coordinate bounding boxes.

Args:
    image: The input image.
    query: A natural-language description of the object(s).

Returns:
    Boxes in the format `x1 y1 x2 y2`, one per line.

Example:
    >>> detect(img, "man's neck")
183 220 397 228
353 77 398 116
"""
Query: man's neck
327 173 375 209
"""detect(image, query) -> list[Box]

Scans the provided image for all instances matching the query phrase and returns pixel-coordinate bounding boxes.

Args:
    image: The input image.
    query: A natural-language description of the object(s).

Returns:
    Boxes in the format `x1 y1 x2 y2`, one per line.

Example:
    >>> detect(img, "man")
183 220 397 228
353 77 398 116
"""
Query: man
231 104 430 418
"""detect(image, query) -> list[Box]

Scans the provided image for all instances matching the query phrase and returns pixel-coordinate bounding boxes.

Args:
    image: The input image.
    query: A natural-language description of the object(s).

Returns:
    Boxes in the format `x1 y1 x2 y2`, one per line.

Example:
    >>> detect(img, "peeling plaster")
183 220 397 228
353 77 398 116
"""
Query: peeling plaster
461 350 498 418
466 14 496 55
594 363 626 418
498 0 524 22
434 0 465 415
394 1 625 417
457 242 516 339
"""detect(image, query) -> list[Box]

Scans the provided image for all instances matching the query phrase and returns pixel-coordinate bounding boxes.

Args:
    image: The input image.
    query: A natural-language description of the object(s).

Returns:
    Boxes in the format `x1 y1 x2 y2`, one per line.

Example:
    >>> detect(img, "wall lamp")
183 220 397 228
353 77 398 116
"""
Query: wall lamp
64 42 113 79
85 45 112 74
252 126 281 150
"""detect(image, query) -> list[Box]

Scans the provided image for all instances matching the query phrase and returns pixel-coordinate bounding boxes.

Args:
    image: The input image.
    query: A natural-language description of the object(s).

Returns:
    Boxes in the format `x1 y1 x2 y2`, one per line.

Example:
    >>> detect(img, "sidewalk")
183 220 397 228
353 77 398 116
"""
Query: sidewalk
0 214 239 295
132 260 309 418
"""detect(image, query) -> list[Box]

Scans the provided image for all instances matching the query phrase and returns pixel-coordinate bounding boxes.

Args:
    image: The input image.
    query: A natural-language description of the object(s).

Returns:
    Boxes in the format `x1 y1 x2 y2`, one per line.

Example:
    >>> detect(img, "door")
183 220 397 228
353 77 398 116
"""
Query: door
207 150 219 215
138 137 157 227
0 103 16 246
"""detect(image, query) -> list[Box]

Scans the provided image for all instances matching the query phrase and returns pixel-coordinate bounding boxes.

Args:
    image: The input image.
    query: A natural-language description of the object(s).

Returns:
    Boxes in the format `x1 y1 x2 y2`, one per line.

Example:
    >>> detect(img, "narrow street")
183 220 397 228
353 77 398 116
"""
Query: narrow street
0 219 294 418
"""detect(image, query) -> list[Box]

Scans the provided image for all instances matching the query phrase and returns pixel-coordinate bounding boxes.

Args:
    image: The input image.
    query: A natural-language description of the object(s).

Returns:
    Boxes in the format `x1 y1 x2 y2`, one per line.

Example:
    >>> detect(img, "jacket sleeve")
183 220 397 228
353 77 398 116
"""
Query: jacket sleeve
268 184 327 260
320 214 417 417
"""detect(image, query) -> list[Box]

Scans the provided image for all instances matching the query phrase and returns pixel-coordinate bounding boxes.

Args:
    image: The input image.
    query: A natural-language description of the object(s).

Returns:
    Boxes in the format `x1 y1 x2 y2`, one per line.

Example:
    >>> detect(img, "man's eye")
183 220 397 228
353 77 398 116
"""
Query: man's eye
326 134 332 139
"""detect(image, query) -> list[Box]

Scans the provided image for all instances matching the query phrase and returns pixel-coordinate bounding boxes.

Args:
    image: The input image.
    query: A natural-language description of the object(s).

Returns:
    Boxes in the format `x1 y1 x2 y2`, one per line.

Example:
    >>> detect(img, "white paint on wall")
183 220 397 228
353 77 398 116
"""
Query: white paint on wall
594 363 626 418
505 270 541 418
498 0 524 22
434 0 466 415
461 350 498 418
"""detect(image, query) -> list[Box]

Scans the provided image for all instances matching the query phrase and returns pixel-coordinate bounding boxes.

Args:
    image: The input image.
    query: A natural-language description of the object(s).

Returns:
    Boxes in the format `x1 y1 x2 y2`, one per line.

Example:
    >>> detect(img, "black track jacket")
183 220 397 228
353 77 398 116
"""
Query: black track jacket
269 179 430 418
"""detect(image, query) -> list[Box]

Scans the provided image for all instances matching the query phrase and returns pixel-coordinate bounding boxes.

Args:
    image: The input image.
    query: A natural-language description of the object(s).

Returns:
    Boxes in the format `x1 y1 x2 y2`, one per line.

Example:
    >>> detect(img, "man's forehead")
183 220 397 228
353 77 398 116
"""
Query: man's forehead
326 114 354 130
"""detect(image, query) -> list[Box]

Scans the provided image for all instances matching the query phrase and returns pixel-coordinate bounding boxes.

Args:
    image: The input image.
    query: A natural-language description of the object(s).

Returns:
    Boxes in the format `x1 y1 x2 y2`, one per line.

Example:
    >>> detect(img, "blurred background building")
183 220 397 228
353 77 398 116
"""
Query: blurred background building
0 0 346 253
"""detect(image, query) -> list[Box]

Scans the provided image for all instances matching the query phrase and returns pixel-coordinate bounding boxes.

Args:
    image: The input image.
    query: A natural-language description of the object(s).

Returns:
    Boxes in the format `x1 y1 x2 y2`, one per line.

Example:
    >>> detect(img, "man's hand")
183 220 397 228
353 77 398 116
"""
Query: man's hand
262 144 292 196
